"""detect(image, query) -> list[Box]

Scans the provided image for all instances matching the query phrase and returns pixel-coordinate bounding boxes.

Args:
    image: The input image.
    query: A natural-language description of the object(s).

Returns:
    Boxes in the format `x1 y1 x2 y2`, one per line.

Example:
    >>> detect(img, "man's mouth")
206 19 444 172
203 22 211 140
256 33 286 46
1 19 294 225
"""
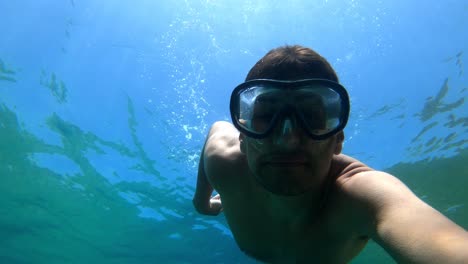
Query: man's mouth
266 161 306 167
263 156 308 167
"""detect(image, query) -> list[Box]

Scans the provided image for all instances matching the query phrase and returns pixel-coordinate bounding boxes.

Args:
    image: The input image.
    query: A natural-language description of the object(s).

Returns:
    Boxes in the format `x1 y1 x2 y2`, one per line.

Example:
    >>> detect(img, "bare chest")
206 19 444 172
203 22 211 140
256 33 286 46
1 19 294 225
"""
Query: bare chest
212 154 370 263
221 193 368 263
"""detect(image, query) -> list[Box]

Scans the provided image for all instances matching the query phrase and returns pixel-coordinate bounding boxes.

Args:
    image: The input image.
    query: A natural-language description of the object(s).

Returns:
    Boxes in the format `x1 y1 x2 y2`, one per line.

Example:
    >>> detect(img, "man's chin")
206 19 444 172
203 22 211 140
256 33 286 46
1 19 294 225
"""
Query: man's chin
254 174 312 196
260 183 310 196
262 163 309 175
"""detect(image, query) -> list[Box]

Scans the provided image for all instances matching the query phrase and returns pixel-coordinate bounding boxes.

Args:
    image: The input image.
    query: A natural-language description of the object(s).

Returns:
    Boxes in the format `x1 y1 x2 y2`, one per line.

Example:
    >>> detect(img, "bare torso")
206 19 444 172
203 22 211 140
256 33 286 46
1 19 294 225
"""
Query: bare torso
204 123 373 263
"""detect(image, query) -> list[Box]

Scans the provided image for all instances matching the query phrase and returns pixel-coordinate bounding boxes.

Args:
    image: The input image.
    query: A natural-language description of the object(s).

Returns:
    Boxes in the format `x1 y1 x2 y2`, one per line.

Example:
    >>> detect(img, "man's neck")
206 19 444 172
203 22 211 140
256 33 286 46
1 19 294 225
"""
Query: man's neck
262 186 327 229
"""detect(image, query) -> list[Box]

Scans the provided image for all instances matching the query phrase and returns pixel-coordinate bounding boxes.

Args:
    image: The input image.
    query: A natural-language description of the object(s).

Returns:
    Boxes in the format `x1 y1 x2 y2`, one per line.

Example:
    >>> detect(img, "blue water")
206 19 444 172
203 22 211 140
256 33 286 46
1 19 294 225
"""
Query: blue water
0 1 466 263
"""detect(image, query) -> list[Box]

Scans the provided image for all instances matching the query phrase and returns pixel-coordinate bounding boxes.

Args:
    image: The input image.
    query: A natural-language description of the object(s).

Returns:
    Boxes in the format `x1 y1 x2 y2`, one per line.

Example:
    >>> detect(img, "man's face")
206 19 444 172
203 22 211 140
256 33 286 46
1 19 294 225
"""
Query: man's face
239 115 343 196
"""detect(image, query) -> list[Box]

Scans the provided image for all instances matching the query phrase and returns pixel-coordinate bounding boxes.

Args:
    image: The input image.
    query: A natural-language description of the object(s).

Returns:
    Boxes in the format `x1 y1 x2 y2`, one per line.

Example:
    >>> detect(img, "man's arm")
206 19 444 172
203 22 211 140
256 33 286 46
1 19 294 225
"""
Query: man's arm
340 171 468 263
192 121 239 215
193 142 223 216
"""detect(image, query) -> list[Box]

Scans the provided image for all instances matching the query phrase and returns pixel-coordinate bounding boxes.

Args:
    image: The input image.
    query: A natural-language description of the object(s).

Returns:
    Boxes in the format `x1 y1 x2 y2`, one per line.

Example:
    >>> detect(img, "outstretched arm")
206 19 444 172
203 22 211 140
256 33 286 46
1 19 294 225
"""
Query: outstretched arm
341 171 468 263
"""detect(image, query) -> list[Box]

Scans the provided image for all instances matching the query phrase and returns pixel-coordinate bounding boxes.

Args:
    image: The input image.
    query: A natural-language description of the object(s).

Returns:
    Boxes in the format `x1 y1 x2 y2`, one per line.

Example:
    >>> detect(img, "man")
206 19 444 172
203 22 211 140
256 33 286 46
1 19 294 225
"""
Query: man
193 45 468 263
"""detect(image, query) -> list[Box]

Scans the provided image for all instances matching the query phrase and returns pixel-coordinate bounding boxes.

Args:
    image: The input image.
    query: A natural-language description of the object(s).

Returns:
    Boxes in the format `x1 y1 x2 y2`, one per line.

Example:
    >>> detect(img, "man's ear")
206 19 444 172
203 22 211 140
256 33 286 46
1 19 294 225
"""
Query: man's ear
239 133 247 154
333 131 344 154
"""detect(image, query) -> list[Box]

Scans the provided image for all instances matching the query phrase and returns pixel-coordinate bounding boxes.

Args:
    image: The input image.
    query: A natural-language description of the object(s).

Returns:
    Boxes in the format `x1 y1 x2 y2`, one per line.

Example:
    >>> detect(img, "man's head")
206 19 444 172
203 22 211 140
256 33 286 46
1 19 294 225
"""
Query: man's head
231 45 348 196
245 45 339 82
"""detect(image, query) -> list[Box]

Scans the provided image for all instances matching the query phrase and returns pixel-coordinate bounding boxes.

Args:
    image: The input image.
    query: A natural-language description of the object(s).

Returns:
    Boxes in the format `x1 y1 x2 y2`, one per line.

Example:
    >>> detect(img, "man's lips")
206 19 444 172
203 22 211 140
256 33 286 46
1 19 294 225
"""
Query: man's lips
262 156 308 166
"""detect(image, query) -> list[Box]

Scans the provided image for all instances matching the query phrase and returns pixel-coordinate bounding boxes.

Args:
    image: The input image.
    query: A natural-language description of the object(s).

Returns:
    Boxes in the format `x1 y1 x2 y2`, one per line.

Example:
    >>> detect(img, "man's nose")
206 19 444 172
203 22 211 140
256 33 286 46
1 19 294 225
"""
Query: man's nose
273 117 302 147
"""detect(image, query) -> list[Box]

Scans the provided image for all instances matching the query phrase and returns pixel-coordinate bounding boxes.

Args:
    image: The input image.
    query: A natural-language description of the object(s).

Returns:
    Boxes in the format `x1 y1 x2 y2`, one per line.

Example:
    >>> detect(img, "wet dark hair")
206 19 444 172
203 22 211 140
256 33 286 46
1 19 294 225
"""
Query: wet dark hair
246 45 339 82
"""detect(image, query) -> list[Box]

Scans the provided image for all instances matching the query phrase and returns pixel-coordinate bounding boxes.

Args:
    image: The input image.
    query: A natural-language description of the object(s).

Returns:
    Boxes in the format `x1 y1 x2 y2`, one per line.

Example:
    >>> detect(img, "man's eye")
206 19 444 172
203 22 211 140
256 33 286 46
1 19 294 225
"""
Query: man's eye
304 110 322 117
253 113 273 120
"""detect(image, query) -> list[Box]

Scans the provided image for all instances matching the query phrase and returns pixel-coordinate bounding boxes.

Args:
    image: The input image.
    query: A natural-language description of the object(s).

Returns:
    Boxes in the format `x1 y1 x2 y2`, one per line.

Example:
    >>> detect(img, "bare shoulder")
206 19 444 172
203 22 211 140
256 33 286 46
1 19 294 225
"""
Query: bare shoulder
329 155 418 232
333 155 413 211
332 155 434 234
332 154 374 181
203 121 246 191
335 161 414 207
204 121 242 160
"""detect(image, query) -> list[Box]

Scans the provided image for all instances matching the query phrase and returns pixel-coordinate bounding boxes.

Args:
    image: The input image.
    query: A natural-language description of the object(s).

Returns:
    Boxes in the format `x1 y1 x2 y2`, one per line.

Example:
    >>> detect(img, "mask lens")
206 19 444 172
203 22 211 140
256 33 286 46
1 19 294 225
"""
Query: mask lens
236 86 283 134
296 86 343 136
230 80 349 139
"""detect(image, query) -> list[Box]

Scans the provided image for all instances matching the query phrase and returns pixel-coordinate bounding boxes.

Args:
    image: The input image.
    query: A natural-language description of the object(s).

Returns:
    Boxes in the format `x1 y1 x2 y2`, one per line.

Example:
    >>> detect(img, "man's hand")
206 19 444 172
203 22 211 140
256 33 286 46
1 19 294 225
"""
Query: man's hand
193 194 223 216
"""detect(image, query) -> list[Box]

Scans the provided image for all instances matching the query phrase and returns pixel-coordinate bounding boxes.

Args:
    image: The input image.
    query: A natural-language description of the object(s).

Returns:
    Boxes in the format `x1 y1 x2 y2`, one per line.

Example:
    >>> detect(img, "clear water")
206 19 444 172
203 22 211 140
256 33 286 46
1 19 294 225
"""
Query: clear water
0 1 466 263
